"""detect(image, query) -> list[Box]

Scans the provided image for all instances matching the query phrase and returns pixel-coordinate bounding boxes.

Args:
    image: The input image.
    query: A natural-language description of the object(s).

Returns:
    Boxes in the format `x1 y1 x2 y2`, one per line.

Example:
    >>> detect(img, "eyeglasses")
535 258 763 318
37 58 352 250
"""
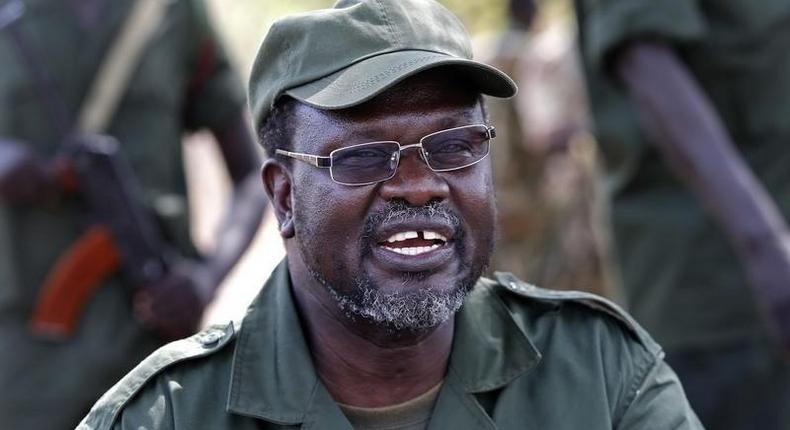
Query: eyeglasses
275 124 495 186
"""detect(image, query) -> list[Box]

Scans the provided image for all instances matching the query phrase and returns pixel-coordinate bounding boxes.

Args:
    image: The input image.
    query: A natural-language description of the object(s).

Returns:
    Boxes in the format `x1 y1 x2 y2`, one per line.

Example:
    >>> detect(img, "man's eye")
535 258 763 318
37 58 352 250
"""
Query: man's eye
334 147 392 168
432 140 473 154
351 149 388 158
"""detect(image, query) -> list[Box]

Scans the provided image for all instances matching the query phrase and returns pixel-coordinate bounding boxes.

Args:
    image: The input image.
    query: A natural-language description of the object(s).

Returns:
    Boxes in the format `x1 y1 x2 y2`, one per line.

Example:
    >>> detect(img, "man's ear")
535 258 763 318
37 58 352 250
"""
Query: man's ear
261 159 295 238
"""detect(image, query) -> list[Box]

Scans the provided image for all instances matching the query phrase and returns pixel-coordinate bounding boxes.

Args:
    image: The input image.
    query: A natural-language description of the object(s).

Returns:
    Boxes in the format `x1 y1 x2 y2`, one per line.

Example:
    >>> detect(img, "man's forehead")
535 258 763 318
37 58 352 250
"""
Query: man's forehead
362 71 480 109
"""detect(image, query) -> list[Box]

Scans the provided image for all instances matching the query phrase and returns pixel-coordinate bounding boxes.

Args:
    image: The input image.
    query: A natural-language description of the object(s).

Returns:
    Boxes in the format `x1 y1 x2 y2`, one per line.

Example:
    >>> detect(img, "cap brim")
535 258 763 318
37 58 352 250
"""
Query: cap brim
284 50 517 110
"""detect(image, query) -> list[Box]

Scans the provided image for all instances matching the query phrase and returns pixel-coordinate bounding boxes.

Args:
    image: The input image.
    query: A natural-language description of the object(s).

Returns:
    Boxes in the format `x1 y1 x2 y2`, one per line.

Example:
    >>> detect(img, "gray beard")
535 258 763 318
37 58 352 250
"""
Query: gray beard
298 200 488 331
309 267 475 331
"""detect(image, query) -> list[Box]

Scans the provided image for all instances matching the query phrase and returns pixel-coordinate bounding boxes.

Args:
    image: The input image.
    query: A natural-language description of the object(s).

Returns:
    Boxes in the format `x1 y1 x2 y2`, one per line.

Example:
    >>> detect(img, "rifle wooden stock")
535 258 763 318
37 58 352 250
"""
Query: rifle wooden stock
29 225 121 339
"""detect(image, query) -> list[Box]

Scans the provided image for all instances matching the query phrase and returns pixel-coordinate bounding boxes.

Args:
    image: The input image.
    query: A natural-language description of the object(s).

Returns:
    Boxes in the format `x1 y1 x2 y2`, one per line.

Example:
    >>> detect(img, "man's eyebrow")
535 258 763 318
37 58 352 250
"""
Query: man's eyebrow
439 116 464 129
344 113 479 142
349 126 389 142
352 120 469 140
438 112 478 128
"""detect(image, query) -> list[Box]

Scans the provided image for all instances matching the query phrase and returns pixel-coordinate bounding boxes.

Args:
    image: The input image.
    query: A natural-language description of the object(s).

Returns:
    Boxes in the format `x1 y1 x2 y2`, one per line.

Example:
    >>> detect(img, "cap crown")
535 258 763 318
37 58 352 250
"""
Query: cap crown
248 0 473 129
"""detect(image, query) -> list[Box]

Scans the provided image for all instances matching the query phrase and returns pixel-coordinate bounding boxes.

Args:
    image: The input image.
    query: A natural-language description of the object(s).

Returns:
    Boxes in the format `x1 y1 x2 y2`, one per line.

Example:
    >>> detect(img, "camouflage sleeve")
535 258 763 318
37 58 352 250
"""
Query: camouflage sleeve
575 0 707 72
616 357 705 429
182 0 246 133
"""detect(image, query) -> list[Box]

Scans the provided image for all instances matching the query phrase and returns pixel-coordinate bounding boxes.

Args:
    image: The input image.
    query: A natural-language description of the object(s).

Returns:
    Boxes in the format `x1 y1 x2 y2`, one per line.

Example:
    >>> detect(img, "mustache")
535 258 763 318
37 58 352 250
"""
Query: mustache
361 200 463 251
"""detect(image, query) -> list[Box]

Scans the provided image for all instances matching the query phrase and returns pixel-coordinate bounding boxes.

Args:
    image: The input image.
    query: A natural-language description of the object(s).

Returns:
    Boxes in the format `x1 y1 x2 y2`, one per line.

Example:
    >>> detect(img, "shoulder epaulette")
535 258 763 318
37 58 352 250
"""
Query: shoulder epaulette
77 322 237 430
493 272 662 357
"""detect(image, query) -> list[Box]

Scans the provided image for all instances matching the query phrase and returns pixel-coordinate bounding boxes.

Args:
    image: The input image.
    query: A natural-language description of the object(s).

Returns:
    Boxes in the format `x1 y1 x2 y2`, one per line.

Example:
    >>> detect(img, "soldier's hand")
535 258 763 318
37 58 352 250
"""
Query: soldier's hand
133 258 216 342
0 138 60 205
741 233 790 357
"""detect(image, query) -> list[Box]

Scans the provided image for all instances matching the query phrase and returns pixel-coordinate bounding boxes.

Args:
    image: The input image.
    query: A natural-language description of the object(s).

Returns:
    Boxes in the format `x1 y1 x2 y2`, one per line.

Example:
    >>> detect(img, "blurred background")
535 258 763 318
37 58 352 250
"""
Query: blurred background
5 1 789 428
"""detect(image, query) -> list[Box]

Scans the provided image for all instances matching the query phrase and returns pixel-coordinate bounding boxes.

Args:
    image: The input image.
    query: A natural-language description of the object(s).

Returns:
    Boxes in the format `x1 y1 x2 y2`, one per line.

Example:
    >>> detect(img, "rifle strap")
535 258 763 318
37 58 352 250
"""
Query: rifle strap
0 1 72 136
26 0 168 340
76 0 168 134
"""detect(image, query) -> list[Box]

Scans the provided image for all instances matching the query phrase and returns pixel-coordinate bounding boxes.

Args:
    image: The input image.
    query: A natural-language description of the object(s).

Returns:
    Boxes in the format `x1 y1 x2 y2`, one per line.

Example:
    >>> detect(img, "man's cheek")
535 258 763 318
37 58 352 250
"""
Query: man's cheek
292 177 335 226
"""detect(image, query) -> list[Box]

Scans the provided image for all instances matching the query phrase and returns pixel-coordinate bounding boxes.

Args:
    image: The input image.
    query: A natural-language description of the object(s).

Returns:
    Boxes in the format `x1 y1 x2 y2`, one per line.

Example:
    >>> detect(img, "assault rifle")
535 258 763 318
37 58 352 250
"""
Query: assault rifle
1 0 175 339
30 135 173 338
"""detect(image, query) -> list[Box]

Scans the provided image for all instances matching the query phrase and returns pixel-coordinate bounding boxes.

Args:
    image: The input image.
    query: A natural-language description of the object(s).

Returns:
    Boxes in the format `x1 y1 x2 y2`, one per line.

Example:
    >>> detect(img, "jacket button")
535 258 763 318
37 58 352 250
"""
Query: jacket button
510 281 536 292
198 329 223 346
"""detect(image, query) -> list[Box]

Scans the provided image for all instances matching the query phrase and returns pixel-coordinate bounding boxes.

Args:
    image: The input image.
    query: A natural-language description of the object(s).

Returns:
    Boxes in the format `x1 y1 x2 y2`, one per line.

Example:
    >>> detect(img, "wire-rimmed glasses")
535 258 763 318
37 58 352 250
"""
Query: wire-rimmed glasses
275 124 495 186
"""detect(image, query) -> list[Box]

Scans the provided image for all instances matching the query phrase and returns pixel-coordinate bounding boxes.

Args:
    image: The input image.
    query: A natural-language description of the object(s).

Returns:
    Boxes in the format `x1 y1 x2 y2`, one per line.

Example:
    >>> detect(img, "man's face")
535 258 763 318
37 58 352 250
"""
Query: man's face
286 73 496 331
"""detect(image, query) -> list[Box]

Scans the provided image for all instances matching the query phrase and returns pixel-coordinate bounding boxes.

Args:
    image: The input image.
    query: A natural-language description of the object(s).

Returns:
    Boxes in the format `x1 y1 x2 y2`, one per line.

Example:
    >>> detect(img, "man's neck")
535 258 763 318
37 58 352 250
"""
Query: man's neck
290 274 454 408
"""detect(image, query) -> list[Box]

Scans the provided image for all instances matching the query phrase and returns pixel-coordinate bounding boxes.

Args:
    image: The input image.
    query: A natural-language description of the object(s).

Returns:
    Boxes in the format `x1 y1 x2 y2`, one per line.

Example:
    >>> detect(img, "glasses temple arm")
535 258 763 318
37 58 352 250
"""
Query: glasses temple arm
275 149 332 168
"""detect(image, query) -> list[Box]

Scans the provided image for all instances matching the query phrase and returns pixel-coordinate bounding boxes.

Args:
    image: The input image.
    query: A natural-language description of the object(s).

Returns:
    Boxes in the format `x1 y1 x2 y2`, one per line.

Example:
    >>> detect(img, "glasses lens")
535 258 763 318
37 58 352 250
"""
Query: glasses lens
421 125 491 171
330 141 400 185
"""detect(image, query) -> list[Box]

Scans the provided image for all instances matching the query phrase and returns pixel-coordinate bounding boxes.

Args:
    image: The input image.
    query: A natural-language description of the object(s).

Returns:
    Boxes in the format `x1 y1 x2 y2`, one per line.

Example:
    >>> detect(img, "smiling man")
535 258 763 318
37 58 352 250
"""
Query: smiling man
78 1 702 429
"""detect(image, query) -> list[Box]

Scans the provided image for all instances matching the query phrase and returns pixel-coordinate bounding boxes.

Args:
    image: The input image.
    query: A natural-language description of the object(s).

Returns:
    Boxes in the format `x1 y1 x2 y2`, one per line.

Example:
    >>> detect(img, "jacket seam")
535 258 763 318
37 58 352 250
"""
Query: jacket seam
613 349 661 427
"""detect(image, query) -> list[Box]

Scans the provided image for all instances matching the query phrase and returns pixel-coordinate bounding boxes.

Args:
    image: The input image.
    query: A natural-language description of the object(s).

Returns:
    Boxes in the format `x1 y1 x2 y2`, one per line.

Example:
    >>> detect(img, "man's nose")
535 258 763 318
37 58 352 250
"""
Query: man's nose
378 150 449 206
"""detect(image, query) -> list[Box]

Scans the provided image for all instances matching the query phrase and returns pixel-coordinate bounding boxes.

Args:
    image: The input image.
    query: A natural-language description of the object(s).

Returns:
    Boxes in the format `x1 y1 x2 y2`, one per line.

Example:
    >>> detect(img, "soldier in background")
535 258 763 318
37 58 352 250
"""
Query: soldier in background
479 0 616 297
0 0 265 428
573 0 790 428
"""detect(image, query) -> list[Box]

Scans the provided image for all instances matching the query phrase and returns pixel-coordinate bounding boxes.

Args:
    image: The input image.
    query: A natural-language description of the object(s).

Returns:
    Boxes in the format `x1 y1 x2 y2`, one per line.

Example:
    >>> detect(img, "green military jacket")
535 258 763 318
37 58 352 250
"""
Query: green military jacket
79 260 702 429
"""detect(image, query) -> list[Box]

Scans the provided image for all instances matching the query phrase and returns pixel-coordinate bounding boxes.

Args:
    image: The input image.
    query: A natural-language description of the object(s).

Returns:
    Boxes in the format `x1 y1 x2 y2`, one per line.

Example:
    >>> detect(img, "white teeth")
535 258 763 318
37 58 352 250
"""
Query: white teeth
422 231 447 242
386 231 419 243
383 244 441 256
385 230 448 243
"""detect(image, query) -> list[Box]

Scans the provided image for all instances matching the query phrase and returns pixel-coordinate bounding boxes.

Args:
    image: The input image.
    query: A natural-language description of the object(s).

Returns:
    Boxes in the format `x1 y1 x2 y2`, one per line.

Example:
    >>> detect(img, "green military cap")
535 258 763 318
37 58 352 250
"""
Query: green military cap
248 0 517 130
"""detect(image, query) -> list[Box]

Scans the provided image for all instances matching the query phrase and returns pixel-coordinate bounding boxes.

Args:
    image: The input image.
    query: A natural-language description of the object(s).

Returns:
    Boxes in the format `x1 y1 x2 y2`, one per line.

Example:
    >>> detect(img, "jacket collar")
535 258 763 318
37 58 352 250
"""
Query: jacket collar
226 259 319 425
448 277 542 393
226 260 541 427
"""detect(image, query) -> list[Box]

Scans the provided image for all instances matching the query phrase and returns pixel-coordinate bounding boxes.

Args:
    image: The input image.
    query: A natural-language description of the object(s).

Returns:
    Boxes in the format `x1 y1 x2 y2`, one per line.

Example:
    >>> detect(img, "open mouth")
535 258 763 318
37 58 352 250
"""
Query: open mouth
379 230 449 256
